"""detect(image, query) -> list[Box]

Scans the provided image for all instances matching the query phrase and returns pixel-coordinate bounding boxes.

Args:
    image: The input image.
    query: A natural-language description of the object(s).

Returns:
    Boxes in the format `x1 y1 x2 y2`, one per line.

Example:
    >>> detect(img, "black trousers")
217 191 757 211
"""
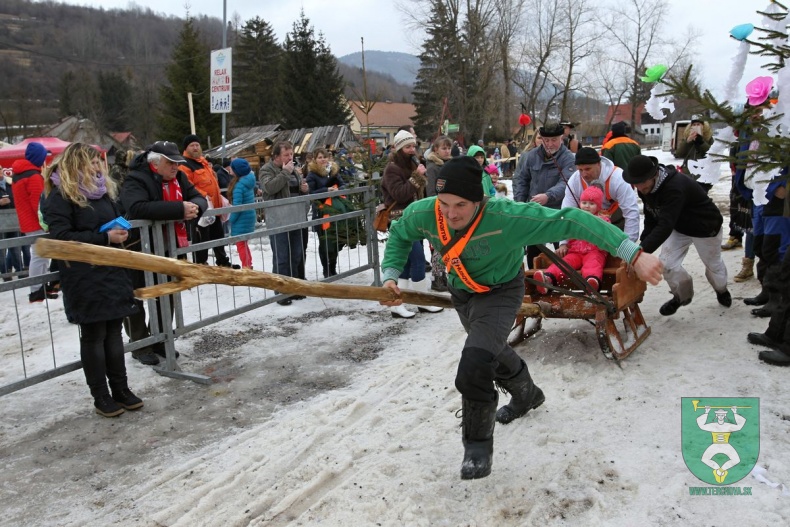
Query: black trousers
193 219 230 265
766 249 790 345
449 271 525 403
80 318 127 394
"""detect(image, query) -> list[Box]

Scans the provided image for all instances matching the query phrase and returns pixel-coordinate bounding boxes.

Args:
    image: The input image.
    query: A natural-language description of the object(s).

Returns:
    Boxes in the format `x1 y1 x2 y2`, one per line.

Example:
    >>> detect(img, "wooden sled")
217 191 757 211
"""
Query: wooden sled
508 253 651 361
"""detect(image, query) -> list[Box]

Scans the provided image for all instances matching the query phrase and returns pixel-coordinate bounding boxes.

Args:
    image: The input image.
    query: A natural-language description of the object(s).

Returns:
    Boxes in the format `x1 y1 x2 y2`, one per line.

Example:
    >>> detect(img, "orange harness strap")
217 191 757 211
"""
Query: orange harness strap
434 200 490 293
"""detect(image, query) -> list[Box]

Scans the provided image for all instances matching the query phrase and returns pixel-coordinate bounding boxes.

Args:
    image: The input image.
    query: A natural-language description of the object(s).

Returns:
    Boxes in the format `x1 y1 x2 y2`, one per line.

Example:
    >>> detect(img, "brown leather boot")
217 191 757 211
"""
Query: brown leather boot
733 257 754 282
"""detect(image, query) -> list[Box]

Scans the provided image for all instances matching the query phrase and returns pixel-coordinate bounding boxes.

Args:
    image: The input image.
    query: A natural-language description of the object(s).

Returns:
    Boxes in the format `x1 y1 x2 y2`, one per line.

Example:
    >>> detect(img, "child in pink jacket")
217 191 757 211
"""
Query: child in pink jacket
535 185 610 292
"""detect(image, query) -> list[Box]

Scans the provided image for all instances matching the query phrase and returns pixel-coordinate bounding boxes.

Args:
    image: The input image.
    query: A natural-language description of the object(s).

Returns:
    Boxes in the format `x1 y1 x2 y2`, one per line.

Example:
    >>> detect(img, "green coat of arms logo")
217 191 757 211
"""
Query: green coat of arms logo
681 398 760 485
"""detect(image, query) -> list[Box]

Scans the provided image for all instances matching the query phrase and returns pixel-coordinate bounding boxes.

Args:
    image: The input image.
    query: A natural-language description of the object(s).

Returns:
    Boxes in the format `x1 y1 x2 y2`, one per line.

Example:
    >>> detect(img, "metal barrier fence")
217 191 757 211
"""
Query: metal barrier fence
0 185 381 396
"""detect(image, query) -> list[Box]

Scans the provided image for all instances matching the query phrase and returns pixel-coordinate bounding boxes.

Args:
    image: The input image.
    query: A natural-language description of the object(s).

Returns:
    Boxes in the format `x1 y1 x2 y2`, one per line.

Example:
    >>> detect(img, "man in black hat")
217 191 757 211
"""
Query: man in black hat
380 156 664 480
512 122 576 268
560 146 640 242
625 154 730 316
121 141 208 365
602 121 641 171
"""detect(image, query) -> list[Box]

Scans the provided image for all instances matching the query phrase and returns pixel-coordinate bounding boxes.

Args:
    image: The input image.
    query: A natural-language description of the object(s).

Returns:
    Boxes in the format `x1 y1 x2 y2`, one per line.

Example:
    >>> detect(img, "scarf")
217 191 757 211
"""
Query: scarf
161 178 189 248
49 170 108 200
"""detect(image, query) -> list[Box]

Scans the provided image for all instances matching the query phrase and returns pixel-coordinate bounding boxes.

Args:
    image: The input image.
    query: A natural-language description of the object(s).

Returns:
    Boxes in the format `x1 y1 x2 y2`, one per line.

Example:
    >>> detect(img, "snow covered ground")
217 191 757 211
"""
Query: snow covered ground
1 148 789 526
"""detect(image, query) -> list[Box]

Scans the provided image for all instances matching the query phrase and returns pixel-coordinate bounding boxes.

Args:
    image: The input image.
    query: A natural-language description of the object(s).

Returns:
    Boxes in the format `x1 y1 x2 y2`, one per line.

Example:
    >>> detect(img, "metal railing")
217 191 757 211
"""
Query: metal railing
0 185 380 396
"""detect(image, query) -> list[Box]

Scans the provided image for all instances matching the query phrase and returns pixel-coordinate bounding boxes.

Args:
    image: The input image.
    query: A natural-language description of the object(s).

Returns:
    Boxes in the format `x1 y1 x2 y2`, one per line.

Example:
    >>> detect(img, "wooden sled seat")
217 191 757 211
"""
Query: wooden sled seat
509 253 651 360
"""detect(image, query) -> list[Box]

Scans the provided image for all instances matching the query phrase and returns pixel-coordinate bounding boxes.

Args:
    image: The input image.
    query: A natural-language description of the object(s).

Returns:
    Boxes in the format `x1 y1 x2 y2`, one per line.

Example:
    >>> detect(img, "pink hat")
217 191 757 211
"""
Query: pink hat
580 186 603 210
484 164 498 175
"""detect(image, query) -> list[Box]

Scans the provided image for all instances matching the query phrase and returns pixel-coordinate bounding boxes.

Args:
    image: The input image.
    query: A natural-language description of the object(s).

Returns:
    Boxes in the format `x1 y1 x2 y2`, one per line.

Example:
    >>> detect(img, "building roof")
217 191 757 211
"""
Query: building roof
203 124 358 159
348 100 416 128
40 116 122 151
605 103 645 126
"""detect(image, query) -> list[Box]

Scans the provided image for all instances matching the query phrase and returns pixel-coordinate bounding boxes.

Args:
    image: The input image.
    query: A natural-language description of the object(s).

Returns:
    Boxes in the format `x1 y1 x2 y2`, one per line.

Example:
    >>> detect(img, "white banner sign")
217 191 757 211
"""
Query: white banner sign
210 48 232 113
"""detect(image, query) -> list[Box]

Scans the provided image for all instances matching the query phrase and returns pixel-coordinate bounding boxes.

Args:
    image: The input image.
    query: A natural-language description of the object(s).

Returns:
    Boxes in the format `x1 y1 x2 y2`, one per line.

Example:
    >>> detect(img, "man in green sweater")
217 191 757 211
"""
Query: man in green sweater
379 156 662 480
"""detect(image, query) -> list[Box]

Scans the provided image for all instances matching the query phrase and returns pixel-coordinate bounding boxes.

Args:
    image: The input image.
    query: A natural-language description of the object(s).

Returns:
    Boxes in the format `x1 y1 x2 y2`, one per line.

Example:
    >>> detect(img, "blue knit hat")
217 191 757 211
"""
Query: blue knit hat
25 142 48 167
230 158 251 177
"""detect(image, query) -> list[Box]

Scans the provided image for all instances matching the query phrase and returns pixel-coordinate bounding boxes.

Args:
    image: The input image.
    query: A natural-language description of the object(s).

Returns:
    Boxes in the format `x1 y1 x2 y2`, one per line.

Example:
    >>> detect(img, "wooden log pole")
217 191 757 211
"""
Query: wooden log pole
34 239 543 316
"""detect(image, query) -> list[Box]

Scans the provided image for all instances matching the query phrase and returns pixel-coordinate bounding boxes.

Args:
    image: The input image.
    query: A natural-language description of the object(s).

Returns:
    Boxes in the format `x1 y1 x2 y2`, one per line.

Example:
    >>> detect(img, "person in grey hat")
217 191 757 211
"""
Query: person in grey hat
120 141 208 365
512 122 576 268
624 154 730 316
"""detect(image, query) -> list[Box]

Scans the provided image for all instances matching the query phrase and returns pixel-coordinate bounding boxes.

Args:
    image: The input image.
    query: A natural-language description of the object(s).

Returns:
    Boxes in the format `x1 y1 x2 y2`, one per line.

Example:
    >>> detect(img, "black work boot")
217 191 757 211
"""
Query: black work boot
111 385 144 410
460 397 498 480
90 386 125 417
495 361 545 425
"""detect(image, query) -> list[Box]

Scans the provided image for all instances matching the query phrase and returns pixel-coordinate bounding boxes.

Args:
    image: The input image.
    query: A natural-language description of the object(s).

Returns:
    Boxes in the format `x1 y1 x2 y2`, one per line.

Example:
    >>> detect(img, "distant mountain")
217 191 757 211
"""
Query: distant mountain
338 51 420 87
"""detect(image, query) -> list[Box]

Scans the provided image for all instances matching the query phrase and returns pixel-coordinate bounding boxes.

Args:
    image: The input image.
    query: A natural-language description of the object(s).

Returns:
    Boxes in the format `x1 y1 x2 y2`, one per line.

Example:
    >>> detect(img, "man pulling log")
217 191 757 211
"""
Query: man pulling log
378 156 663 480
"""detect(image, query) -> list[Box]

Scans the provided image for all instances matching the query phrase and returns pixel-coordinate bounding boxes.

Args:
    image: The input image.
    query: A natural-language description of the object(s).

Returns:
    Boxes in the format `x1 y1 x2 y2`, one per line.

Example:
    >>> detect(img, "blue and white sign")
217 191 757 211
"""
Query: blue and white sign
210 48 232 113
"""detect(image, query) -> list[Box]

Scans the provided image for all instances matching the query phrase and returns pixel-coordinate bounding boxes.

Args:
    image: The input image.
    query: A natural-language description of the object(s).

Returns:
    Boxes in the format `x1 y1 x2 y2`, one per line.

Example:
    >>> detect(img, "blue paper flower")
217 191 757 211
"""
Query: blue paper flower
730 23 754 41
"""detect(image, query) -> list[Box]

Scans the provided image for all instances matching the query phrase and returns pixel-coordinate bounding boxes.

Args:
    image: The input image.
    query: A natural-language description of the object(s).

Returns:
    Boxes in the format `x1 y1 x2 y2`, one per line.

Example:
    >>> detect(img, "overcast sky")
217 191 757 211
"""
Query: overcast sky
50 0 772 100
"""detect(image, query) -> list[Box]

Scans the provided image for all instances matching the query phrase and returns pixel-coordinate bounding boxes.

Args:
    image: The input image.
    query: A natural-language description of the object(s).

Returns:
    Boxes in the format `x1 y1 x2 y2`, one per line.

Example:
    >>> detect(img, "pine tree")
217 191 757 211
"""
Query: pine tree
412 1 460 139
280 11 351 129
660 2 790 176
98 70 132 131
158 17 221 147
233 17 282 128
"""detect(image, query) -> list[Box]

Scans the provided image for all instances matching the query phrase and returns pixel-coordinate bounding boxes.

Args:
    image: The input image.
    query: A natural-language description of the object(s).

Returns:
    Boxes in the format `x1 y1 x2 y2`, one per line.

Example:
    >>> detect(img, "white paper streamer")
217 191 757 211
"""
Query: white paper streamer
644 83 675 121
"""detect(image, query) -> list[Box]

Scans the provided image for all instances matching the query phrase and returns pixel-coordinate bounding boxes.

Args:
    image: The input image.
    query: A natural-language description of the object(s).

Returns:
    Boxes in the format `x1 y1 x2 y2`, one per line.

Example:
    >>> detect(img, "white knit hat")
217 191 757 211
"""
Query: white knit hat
393 130 416 151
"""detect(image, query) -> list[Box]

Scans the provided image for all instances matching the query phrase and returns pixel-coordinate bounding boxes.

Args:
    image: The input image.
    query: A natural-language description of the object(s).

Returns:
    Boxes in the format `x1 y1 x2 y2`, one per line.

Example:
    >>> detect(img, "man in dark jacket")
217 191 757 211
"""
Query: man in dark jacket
625 155 730 316
602 121 641 171
120 140 207 365
512 122 576 268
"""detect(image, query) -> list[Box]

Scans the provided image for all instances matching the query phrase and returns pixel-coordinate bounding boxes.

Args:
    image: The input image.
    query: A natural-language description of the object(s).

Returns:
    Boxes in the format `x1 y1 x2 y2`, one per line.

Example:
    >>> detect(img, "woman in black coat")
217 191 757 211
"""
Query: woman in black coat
43 143 142 418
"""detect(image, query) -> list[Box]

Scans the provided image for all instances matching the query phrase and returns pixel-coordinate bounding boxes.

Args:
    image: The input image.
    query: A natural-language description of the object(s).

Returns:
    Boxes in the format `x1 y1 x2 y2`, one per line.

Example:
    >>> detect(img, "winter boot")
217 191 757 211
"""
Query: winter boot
390 278 416 319
413 278 444 313
585 276 600 292
533 271 555 295
733 257 754 282
743 287 768 306
460 396 498 480
721 236 742 250
431 273 448 292
751 290 781 317
111 385 144 411
495 360 545 425
90 386 125 418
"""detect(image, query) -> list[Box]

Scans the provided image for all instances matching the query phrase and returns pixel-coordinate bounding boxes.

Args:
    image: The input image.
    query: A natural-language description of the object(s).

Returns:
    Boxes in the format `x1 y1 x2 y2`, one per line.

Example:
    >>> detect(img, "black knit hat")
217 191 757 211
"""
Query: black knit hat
575 147 600 165
624 155 659 184
182 134 202 151
539 122 564 137
611 121 627 137
436 157 484 202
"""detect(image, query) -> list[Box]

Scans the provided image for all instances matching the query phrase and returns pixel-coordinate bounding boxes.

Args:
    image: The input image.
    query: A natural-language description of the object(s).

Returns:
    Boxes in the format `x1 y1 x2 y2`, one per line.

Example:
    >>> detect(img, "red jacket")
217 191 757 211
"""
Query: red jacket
11 159 45 233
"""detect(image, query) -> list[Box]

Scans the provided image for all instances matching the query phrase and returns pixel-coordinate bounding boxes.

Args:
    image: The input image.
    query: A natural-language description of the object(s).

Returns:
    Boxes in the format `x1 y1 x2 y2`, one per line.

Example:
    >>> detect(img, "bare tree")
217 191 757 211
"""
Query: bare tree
550 0 599 121
493 0 526 137
511 0 563 127
600 0 670 128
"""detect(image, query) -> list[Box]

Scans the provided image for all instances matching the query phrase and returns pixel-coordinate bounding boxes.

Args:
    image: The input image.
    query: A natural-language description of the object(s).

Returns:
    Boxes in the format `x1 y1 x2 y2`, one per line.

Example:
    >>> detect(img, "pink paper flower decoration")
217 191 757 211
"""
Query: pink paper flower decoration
745 76 774 106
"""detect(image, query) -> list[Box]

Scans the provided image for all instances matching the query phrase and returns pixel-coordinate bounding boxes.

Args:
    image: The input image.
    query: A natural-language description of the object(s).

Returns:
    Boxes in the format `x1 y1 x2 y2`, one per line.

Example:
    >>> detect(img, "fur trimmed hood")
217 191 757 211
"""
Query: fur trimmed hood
426 150 447 166
307 159 338 178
